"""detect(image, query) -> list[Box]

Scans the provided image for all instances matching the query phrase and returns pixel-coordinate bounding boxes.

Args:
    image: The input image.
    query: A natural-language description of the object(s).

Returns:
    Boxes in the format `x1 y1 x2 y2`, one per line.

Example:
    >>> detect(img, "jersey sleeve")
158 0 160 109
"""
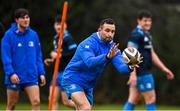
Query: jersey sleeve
111 51 132 74
65 31 77 51
78 41 108 68
35 33 45 76
62 31 77 57
1 33 15 76
128 32 144 48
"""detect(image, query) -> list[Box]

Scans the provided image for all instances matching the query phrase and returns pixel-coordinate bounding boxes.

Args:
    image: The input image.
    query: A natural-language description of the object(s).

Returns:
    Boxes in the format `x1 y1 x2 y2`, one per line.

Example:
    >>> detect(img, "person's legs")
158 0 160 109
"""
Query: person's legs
63 81 91 110
61 91 75 108
24 84 40 111
142 90 156 111
49 72 62 110
56 72 75 108
123 86 141 111
84 88 93 106
138 74 156 111
71 91 91 110
48 72 75 109
48 86 61 110
6 89 19 110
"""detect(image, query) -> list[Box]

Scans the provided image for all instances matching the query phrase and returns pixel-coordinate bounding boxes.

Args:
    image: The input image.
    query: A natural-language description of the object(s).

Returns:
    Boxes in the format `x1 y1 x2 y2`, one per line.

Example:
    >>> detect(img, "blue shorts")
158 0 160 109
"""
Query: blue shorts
6 82 38 91
137 73 155 92
62 79 93 105
50 72 65 91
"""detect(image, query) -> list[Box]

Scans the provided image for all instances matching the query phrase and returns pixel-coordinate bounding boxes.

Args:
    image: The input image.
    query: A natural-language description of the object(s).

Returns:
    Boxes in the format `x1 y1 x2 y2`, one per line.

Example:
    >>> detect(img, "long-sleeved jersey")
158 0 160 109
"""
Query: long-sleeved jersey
62 32 131 89
1 23 45 84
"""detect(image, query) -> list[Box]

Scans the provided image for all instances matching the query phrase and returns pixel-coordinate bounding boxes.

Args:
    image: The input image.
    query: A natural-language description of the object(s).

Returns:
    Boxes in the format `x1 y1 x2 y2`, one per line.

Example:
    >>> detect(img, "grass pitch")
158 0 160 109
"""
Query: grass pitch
0 103 180 110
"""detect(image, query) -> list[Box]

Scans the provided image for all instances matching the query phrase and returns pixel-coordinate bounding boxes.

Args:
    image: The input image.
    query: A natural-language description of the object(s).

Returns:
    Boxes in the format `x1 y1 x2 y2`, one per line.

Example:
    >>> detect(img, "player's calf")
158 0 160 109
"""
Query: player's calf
76 102 91 110
6 89 19 110
6 101 17 110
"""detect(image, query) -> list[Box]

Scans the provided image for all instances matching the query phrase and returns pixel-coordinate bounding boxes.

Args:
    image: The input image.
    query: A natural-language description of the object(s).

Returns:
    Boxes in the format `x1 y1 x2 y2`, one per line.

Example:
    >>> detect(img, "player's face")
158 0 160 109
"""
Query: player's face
54 22 61 34
16 15 30 30
54 22 67 34
138 17 152 31
98 23 115 43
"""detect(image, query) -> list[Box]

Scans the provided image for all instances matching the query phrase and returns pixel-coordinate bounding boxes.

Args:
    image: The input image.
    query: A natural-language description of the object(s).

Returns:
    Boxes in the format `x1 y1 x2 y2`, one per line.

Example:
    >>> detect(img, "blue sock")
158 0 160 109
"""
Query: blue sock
146 103 156 111
123 101 135 111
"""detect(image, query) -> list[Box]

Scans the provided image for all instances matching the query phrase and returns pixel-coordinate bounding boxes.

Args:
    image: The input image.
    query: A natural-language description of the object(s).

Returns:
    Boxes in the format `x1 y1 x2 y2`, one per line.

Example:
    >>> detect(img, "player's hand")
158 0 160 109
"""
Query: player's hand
50 51 62 59
39 75 46 86
10 74 20 84
50 51 58 59
163 68 174 80
129 56 143 69
127 70 137 86
44 58 54 66
107 43 119 59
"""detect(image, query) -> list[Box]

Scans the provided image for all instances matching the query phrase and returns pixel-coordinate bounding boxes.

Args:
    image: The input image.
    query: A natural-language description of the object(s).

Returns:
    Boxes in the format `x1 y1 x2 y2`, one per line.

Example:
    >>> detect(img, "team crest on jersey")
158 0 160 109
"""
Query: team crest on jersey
144 36 149 42
28 41 34 47
144 36 152 49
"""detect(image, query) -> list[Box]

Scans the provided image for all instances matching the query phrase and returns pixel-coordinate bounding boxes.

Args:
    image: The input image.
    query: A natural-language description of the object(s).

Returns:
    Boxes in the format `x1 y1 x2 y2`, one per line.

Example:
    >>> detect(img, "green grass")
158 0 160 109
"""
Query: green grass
0 103 180 110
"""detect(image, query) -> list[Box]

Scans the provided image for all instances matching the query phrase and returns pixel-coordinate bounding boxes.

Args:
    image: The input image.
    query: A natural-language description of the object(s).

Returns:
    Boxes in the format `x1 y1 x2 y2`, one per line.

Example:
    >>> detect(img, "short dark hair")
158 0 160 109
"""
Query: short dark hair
55 15 61 23
14 8 29 19
99 18 115 27
137 10 152 20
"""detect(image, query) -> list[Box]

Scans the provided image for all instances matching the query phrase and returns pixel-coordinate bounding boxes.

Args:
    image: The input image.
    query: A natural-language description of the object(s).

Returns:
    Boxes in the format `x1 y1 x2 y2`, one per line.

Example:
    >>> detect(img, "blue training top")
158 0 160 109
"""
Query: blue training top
62 32 132 89
1 23 45 85
128 25 153 76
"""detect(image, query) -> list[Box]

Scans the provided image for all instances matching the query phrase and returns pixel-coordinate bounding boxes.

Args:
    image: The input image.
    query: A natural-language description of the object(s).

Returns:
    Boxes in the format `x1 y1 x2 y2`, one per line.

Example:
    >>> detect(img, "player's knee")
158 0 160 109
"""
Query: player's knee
62 99 70 106
52 98 58 104
145 95 156 104
150 96 156 103
129 98 139 105
31 98 40 106
128 95 140 105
